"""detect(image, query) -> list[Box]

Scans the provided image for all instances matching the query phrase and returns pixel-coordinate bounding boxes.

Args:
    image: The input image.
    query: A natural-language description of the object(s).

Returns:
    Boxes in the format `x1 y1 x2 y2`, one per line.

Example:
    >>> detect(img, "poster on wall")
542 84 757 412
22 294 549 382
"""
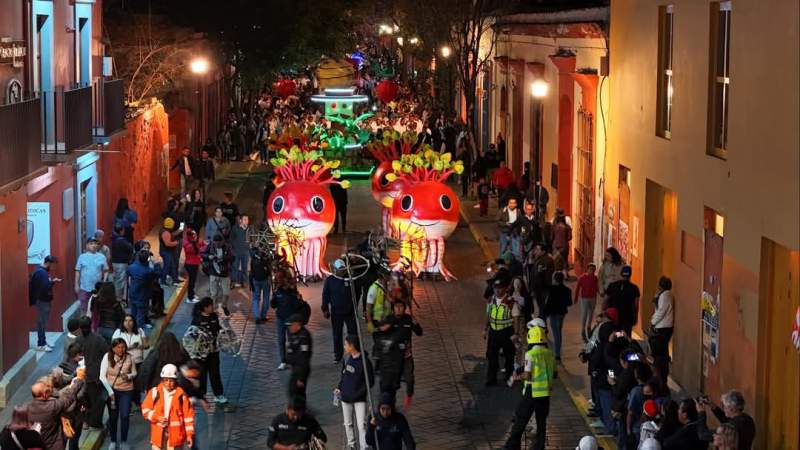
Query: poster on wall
27 202 51 264
631 216 640 258
618 219 630 262
701 290 720 363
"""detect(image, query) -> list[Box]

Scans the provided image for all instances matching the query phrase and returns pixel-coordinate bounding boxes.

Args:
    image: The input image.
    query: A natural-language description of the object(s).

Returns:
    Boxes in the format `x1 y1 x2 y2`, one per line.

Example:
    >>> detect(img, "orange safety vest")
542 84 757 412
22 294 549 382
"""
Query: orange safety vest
141 383 195 448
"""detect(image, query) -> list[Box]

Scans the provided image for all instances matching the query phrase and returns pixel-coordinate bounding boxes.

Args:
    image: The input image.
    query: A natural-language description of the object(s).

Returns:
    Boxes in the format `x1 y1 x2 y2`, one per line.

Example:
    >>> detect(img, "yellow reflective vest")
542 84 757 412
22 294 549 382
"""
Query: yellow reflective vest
523 345 555 398
370 281 389 322
487 300 514 331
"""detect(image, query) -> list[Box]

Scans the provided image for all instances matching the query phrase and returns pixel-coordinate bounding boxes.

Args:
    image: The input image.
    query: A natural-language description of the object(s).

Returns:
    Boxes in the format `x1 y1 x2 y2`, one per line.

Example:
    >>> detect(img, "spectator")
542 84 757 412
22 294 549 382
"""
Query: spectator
0 406 46 450
191 297 228 404
628 365 655 447
599 247 625 309
63 318 82 359
650 276 675 346
112 198 138 244
205 207 231 242
476 176 491 217
219 192 240 227
335 334 374 450
531 180 549 222
711 423 738 450
552 209 572 274
100 338 137 450
544 271 571 361
158 218 182 286
29 255 61 352
75 237 108 315
137 332 190 391
112 314 149 376
94 282 125 343
250 245 272 324
267 396 327 449
331 182 349 234
230 215 251 288
662 399 708 450
171 147 196 194
322 259 358 364
605 265 641 336
186 188 206 235
697 390 755 450
366 392 416 450
639 399 661 444
202 234 233 310
94 230 112 266
28 372 84 450
75 316 109 429
183 229 205 304
492 161 515 208
196 149 216 199
528 243 554 318
126 251 156 330
655 399 681 443
574 263 599 342
518 202 542 258
497 197 521 260
110 226 133 301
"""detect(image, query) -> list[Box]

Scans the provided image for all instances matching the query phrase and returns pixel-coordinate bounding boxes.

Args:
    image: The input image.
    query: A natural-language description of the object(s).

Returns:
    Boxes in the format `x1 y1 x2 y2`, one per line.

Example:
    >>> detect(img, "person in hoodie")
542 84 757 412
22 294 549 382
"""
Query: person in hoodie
335 335 374 450
322 259 358 364
377 301 422 410
286 314 313 399
366 392 416 450
183 229 205 304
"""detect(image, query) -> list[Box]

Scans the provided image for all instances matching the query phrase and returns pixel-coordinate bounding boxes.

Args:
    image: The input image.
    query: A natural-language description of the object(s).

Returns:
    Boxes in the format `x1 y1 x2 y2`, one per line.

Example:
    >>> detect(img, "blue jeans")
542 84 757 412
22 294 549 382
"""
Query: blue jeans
548 314 565 359
499 233 521 260
617 416 629 449
108 389 134 443
130 299 148 330
160 251 178 284
597 388 616 435
35 301 51 346
277 319 287 363
232 253 250 284
251 279 270 320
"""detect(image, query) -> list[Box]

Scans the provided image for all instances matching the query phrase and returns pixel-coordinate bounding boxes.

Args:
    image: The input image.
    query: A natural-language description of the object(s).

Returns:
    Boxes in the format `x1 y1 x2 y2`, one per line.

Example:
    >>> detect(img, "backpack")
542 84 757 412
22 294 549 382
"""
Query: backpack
298 299 311 325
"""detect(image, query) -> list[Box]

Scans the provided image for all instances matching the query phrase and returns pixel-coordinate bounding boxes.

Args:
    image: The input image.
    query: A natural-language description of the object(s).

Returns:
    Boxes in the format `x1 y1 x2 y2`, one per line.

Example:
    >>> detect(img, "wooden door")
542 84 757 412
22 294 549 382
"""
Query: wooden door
574 108 594 273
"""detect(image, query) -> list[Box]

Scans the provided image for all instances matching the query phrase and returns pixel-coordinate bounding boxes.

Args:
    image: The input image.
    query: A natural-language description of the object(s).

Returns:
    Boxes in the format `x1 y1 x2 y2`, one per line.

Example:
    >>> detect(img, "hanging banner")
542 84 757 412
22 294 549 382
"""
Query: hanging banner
27 202 51 264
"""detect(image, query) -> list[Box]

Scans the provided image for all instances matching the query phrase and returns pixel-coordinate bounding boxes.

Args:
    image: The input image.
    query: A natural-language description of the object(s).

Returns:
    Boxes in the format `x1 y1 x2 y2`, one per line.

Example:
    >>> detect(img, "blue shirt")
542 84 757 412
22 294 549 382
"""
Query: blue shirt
29 265 54 304
126 261 154 302
75 252 108 292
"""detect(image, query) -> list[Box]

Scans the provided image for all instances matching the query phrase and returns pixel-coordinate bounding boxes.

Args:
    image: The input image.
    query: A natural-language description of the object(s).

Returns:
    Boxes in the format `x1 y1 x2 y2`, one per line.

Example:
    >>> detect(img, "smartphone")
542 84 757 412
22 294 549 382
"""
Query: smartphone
626 353 641 362
179 222 185 230
614 331 626 338
607 369 615 379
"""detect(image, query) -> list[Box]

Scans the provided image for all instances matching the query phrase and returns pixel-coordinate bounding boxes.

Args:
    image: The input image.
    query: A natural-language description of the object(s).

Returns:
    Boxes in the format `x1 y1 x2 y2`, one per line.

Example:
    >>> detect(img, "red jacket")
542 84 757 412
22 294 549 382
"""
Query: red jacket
182 237 205 266
493 167 515 189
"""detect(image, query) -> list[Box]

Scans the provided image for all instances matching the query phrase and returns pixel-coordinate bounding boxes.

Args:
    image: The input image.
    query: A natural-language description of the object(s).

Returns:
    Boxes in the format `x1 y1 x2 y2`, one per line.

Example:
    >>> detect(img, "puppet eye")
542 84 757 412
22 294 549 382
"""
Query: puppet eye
439 194 452 211
400 195 413 211
272 196 285 214
311 196 325 213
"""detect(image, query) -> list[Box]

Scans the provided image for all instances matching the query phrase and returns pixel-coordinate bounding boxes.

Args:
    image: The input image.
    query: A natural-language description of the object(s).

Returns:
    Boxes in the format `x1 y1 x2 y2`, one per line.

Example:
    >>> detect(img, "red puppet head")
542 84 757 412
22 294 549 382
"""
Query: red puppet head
267 181 335 239
367 137 415 208
391 181 459 239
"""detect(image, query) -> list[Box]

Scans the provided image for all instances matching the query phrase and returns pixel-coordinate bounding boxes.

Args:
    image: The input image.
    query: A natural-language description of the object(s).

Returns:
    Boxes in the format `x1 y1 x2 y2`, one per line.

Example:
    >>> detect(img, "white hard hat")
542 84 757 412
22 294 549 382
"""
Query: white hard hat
576 436 598 450
160 363 178 379
527 318 547 329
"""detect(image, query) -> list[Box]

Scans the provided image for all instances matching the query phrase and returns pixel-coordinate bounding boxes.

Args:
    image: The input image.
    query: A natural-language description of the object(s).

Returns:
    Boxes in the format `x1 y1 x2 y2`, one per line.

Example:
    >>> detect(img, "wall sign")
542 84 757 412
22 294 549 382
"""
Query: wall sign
27 202 51 264
6 79 22 103
0 39 26 67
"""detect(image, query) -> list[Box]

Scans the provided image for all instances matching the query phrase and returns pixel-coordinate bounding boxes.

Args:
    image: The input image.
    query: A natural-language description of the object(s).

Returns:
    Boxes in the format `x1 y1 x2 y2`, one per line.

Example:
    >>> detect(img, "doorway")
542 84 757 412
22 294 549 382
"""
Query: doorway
574 108 594 274
642 180 678 329
756 239 800 450
701 207 724 398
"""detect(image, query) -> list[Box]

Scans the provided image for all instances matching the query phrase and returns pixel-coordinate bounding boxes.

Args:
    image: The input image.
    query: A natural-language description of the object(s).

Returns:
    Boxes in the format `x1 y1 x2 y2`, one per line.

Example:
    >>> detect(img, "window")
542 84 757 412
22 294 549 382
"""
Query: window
656 5 674 138
707 1 731 158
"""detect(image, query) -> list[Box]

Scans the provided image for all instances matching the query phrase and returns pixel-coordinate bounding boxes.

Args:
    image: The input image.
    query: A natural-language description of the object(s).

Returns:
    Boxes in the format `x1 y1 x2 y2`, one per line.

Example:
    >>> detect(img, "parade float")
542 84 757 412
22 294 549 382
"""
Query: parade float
366 132 416 236
266 146 350 280
310 87 374 177
386 149 464 280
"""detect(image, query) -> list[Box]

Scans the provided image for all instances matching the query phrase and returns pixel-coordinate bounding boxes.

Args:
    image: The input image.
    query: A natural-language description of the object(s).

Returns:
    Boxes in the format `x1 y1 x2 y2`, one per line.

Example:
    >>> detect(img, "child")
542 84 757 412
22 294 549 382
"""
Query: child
544 271 571 361
574 262 599 342
477 176 490 217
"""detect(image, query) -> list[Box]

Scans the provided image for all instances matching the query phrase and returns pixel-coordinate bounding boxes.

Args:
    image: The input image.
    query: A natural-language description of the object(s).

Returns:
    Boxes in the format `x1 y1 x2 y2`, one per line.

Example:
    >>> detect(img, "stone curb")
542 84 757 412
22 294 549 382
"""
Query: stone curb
457 197 618 450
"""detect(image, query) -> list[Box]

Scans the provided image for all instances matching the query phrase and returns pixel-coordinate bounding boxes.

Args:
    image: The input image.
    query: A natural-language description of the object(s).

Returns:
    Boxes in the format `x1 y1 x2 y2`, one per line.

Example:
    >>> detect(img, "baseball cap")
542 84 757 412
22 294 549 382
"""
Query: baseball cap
605 307 619 323
44 255 58 263
576 436 598 450
643 399 659 418
621 265 632 277
493 273 511 287
379 392 395 406
333 259 346 271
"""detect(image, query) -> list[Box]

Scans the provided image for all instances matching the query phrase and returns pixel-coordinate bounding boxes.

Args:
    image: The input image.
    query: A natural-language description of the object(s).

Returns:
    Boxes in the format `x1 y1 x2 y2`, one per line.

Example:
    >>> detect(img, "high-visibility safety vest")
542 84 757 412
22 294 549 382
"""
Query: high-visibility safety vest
370 281 389 322
487 300 513 331
141 384 195 448
523 345 555 398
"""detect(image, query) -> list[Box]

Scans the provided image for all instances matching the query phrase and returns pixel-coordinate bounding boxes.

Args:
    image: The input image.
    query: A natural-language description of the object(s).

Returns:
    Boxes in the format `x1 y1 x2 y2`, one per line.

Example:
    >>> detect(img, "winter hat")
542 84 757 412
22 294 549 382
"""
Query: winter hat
639 438 661 450
379 392 395 406
576 436 598 450
643 399 659 418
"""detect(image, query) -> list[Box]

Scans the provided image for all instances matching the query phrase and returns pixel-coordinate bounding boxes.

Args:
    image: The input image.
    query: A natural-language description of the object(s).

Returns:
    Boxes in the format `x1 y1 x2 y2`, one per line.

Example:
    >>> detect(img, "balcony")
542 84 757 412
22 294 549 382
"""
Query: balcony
0 98 43 187
40 85 94 156
93 79 125 138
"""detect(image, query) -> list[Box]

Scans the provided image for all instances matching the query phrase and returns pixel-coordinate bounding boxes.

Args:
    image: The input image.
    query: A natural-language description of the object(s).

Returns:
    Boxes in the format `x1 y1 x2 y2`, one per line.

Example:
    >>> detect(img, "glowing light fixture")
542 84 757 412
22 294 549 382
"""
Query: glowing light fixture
409 37 419 45
189 57 209 74
440 45 452 58
531 79 549 98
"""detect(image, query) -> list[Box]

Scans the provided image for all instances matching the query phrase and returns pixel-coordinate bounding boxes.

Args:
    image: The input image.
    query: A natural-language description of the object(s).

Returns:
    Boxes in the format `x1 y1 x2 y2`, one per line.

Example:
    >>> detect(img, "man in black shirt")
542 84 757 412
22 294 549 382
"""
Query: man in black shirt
267 396 327 450
219 192 240 227
250 246 272 324
697 390 756 450
605 265 641 336
378 302 422 407
286 314 313 398
366 392 416 450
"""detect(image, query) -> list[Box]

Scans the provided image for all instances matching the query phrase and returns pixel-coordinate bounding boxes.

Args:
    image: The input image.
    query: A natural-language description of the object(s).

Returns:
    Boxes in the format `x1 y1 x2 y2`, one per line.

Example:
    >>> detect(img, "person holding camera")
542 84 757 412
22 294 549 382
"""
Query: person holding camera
100 338 137 450
696 390 755 450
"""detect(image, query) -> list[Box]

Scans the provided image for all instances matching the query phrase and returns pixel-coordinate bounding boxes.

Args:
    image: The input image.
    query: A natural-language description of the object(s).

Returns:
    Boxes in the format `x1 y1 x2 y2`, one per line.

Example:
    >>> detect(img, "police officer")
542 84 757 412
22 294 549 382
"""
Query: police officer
286 314 312 398
503 326 556 450
267 396 327 449
484 272 520 386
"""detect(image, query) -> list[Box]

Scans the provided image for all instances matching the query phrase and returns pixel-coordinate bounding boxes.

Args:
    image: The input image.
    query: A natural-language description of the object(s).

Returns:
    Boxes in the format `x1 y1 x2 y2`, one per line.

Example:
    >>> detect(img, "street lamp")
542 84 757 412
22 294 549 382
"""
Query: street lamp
190 57 210 152
530 79 549 210
190 57 209 75
440 45 452 58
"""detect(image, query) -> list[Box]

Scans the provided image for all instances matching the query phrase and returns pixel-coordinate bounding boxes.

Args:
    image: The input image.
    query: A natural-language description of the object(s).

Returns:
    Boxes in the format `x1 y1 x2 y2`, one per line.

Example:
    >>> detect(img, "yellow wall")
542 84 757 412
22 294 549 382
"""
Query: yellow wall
608 0 800 407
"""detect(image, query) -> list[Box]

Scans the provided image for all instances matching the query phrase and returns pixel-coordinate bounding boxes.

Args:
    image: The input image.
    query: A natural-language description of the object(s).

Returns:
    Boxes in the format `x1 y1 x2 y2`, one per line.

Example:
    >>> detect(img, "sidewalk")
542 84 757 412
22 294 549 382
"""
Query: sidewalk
456 187 617 450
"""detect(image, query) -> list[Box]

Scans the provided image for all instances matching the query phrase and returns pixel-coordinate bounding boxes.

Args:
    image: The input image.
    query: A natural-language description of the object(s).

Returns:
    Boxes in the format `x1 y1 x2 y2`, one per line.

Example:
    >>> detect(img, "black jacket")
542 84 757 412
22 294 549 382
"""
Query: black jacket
111 237 134 264
338 353 374 403
663 422 709 450
322 276 355 317
196 158 215 181
286 327 312 368
267 412 326 448
330 183 348 207
366 410 416 450
544 284 571 317
697 409 755 450
75 333 110 382
171 155 196 176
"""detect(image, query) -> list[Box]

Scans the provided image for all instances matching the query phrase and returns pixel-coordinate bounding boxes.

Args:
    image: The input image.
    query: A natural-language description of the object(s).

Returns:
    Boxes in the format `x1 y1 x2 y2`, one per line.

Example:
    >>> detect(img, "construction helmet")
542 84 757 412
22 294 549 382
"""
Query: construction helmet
160 363 178 379
527 326 547 345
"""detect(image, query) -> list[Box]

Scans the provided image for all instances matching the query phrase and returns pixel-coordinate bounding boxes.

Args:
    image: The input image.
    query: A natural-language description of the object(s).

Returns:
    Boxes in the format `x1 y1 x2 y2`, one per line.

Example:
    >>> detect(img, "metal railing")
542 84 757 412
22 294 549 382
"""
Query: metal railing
0 97 43 186
93 79 125 137
41 85 94 154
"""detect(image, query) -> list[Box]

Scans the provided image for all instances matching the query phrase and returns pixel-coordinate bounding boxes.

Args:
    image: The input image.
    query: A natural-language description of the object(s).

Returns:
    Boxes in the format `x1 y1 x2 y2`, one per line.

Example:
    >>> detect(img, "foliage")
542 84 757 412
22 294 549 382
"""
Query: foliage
386 147 464 183
270 146 350 188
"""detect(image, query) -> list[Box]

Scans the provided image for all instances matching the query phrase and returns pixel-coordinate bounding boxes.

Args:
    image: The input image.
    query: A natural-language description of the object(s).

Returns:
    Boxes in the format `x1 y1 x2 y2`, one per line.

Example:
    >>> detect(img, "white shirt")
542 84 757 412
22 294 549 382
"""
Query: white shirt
163 387 176 419
112 328 147 363
507 208 518 224
183 157 192 176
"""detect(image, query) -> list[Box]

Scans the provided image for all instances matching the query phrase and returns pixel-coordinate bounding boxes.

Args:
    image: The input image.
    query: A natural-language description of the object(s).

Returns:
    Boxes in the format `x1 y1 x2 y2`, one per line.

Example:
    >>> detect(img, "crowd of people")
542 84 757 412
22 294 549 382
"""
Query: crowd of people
481 176 756 450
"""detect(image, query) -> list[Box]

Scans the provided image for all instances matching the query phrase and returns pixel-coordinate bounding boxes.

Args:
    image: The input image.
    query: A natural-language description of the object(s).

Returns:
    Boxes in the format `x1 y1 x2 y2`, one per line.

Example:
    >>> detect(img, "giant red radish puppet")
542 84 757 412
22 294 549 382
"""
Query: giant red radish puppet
366 133 416 236
266 147 349 280
387 149 464 280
